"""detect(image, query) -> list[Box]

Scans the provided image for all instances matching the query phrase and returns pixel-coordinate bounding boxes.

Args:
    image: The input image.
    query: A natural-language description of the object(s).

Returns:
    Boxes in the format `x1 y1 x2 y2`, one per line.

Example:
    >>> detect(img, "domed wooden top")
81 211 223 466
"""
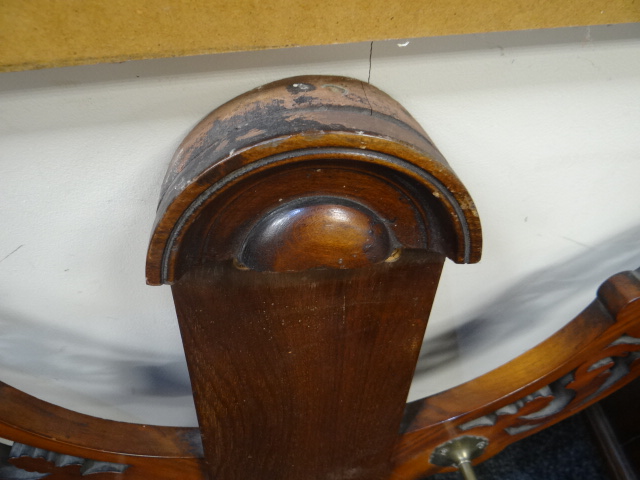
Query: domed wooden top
146 75 482 284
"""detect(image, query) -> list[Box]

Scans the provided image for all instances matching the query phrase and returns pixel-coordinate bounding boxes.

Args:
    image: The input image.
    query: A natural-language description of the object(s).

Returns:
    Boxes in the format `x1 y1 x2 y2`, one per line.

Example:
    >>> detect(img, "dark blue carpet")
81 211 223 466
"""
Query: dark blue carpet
427 414 610 480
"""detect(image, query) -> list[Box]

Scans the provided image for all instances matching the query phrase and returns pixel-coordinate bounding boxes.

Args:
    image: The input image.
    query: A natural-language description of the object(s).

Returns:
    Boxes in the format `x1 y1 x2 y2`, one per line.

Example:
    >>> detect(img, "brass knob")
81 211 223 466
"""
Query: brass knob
430 435 489 480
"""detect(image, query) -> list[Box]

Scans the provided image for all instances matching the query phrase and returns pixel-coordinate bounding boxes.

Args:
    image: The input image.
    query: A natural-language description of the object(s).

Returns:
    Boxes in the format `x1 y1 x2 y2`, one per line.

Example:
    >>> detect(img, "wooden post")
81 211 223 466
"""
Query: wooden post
146 75 482 479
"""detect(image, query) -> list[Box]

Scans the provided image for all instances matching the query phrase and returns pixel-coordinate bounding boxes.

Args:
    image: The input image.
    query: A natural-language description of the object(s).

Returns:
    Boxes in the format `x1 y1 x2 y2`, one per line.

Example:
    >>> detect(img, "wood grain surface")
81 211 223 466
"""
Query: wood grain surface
173 253 444 479
158 75 476 479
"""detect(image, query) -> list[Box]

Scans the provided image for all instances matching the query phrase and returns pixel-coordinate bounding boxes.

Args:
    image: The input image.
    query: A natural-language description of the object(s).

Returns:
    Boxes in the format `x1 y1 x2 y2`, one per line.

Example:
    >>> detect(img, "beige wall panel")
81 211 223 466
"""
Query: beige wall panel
1 0 639 71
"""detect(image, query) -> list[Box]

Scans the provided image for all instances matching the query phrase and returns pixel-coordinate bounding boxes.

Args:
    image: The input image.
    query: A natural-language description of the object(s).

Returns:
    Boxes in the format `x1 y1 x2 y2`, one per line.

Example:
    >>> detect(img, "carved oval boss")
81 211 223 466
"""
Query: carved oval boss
146 76 482 283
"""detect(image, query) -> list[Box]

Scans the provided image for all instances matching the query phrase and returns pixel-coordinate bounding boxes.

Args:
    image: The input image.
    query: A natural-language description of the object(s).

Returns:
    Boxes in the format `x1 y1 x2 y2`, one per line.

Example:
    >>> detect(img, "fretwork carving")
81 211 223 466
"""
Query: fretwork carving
459 334 640 435
0 442 129 479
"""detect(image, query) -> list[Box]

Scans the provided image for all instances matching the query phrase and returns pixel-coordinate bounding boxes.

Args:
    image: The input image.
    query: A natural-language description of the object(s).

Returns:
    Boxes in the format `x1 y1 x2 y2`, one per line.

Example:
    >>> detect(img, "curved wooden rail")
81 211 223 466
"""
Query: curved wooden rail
0 381 204 478
393 268 640 478
0 268 638 478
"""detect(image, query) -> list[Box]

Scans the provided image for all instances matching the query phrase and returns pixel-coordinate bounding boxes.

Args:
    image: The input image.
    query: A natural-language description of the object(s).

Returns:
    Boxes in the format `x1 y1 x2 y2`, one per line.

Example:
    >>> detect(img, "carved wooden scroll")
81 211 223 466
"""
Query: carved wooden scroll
0 77 638 480
145 75 482 479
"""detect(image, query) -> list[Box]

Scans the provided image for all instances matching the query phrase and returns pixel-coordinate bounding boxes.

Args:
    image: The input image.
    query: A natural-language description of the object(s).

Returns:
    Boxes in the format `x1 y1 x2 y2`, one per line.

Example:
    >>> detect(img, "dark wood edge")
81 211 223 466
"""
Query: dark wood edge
586 403 639 480
0 269 637 479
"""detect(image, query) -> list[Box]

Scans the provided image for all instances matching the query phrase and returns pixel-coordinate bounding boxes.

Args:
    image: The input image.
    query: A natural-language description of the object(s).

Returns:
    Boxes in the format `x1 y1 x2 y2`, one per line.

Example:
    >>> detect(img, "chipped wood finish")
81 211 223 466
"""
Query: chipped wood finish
148 75 481 479
145 75 482 285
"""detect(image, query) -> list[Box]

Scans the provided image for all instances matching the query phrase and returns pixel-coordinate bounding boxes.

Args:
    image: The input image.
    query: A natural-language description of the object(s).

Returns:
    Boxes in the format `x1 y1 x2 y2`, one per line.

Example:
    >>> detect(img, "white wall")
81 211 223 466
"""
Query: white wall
1 24 639 427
